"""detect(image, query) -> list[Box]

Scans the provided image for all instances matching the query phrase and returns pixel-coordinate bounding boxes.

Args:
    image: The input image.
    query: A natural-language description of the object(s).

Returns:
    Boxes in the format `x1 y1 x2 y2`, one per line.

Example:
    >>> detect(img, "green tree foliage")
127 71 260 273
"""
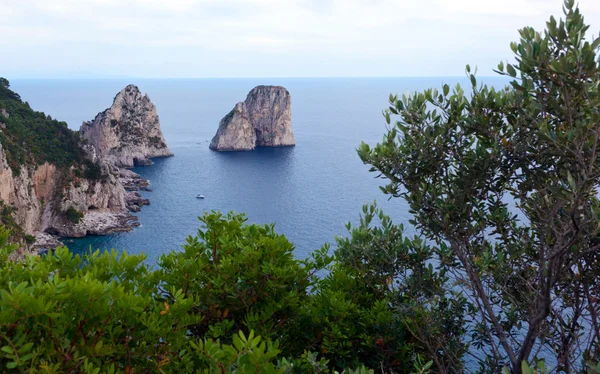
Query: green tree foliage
359 0 600 372
290 203 467 371
156 211 311 343
0 211 387 373
0 79 95 174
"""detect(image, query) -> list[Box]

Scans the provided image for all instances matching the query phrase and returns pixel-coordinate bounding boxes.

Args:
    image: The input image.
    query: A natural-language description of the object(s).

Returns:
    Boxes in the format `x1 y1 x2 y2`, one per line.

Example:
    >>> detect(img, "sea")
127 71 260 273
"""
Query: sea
10 77 509 264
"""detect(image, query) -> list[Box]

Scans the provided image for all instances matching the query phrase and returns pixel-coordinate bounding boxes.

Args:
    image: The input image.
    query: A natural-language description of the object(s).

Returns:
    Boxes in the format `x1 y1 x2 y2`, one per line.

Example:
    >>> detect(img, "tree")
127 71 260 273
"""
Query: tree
0 215 378 373
359 1 600 372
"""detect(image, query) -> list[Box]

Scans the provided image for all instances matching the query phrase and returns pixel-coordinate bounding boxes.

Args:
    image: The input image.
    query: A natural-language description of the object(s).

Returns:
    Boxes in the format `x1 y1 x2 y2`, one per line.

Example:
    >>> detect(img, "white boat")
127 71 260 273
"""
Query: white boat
196 194 205 199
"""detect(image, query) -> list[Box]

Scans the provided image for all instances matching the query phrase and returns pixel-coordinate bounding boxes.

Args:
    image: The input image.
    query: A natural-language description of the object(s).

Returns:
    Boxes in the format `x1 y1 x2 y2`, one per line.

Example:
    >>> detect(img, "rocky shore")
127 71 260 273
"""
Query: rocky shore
0 84 173 255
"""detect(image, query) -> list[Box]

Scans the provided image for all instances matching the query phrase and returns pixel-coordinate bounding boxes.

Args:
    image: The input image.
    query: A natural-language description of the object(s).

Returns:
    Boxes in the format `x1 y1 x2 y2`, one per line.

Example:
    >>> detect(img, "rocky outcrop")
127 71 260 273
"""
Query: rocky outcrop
210 86 294 151
0 108 7 129
0 141 137 250
0 84 175 255
209 103 256 151
80 85 173 167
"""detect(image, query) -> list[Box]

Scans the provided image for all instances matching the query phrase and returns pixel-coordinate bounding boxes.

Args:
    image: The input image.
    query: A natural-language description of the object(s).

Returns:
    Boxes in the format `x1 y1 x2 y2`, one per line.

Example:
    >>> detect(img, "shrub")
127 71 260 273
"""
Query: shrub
64 206 83 223
0 214 381 373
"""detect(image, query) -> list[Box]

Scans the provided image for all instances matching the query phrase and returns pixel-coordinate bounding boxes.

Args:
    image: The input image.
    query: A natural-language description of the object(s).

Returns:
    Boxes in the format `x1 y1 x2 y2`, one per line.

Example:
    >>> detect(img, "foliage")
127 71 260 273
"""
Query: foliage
64 206 84 223
0 201 25 242
156 211 312 344
0 211 384 373
0 78 96 175
358 0 600 372
290 203 467 372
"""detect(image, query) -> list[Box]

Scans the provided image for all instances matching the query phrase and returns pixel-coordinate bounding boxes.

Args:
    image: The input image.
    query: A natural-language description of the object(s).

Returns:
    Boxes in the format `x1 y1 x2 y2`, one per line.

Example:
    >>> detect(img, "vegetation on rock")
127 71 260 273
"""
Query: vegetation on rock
0 79 91 174
64 207 84 224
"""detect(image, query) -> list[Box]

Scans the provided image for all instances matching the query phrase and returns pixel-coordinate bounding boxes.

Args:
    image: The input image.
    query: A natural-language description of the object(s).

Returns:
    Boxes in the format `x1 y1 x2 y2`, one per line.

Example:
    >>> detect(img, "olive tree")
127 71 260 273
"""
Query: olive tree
359 1 600 372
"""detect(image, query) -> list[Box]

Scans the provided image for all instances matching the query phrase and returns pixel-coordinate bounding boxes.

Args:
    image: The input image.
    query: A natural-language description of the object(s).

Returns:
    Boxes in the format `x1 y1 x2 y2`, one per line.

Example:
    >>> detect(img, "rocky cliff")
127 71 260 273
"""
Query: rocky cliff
210 86 294 151
0 139 134 255
0 80 170 256
209 103 256 151
80 85 173 167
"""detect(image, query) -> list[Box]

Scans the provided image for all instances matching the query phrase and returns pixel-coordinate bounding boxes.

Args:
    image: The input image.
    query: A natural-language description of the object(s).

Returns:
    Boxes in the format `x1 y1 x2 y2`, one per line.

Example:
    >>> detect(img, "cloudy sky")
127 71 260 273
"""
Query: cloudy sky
2 0 599 78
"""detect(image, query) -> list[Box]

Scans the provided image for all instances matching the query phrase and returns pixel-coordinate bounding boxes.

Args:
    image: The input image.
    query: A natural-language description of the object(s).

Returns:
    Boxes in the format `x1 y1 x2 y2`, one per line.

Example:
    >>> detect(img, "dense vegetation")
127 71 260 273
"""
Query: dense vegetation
0 209 416 373
0 78 97 175
1 1 600 372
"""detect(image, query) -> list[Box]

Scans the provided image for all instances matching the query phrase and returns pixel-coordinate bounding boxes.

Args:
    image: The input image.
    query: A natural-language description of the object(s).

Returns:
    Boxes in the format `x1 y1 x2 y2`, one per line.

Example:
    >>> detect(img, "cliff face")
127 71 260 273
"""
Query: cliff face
0 80 171 255
210 86 294 151
80 85 173 167
209 103 256 151
0 141 132 243
246 86 294 147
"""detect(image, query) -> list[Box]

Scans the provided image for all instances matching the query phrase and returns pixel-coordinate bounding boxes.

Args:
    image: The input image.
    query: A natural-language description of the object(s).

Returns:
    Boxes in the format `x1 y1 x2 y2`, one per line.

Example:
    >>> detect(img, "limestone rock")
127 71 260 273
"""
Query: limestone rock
210 86 294 151
32 232 62 253
0 140 134 243
0 85 167 254
209 102 256 151
80 85 173 167
0 109 6 132
45 211 139 238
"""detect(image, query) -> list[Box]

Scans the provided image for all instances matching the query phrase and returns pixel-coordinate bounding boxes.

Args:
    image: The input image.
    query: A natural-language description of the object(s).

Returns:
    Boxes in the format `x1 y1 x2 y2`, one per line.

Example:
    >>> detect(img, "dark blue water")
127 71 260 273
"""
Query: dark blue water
10 77 509 263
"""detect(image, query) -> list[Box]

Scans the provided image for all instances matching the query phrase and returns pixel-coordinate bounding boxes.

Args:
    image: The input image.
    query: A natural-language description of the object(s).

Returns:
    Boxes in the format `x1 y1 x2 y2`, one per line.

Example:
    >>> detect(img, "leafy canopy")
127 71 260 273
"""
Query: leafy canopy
359 0 600 372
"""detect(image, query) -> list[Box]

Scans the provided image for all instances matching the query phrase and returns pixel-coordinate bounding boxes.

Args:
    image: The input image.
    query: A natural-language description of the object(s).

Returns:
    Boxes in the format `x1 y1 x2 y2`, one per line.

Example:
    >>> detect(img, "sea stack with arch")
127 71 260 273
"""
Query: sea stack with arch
209 85 295 151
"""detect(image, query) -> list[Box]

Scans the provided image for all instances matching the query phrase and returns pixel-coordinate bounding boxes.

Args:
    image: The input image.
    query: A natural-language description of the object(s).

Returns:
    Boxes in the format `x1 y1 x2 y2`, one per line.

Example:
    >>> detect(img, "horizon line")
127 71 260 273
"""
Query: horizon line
7 75 509 80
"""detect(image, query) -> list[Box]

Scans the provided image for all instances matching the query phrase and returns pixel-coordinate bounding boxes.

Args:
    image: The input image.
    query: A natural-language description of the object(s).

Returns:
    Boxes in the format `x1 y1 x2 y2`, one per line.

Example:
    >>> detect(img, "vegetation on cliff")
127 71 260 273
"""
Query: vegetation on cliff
0 79 95 175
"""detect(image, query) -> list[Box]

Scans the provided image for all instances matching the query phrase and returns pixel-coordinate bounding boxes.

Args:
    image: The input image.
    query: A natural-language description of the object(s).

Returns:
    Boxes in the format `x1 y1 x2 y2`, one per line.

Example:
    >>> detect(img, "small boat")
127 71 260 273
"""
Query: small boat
196 194 205 199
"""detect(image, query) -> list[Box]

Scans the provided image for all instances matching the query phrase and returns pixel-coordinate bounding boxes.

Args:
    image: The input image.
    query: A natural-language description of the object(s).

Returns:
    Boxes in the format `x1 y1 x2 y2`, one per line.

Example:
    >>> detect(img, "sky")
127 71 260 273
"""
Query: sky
2 0 600 78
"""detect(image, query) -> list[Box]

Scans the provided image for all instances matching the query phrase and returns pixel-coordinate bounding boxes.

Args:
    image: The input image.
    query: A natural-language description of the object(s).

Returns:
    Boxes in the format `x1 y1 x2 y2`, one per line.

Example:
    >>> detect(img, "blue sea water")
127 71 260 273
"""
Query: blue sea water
10 77 508 263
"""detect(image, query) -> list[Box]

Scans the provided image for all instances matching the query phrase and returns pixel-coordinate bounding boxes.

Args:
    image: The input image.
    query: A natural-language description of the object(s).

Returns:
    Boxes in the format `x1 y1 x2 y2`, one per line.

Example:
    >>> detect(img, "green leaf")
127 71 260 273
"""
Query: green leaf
506 64 517 77
6 362 17 369
1 346 14 355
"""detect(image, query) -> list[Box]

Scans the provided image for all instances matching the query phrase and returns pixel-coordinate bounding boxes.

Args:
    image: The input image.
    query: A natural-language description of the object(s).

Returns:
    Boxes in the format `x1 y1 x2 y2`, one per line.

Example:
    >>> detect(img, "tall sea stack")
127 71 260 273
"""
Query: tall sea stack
80 85 173 167
210 86 295 151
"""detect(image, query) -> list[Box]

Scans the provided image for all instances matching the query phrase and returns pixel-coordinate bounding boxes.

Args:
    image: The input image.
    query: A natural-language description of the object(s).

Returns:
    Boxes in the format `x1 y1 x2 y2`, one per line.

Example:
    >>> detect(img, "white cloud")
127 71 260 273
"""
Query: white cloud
1 0 599 77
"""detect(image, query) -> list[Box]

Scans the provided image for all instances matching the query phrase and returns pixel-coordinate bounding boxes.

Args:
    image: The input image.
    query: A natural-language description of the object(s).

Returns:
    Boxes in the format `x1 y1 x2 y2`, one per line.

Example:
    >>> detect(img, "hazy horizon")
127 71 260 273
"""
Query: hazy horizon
3 0 599 79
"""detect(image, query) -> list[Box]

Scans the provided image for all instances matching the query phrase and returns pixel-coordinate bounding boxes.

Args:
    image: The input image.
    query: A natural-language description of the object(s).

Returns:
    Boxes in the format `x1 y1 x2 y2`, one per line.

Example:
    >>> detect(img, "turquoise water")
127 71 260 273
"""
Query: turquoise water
10 77 508 263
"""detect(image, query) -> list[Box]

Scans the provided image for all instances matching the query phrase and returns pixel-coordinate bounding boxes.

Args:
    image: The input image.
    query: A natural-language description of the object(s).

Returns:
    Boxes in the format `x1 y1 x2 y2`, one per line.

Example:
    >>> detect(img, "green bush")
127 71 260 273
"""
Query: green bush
64 206 83 223
0 212 386 373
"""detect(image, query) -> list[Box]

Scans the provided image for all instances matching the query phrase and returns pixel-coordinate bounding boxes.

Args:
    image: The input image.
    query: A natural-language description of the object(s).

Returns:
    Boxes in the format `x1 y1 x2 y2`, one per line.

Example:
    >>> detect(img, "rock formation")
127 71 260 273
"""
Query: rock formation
209 103 256 151
0 140 134 250
80 85 173 167
0 81 173 256
210 86 294 151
